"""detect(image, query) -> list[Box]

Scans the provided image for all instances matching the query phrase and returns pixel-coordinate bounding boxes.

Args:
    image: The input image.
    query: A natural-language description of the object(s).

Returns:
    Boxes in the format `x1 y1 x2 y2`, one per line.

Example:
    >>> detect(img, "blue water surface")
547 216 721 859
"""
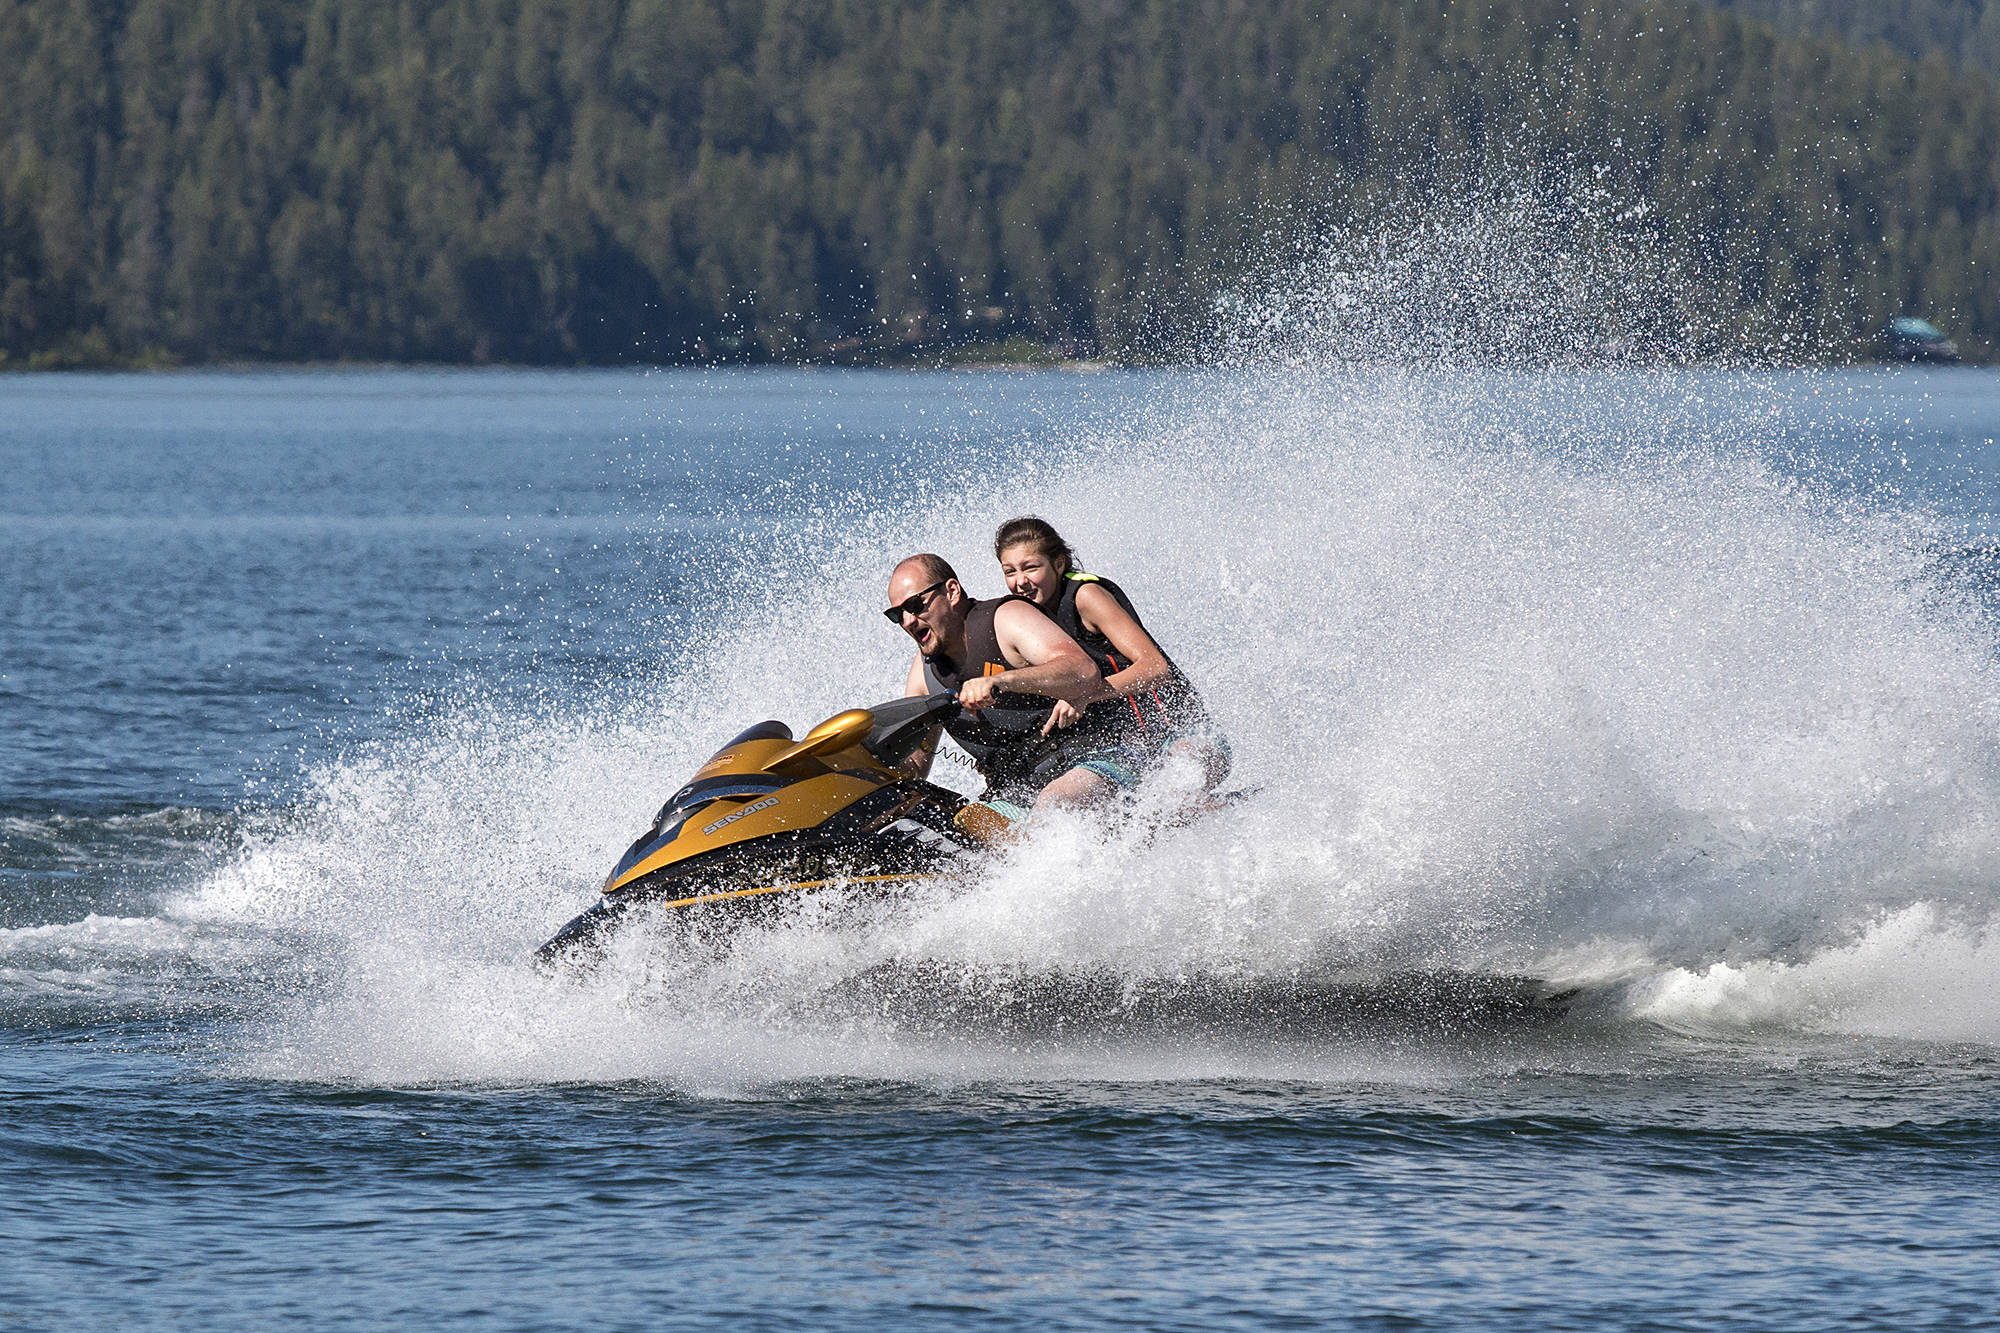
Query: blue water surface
4 366 2000 1331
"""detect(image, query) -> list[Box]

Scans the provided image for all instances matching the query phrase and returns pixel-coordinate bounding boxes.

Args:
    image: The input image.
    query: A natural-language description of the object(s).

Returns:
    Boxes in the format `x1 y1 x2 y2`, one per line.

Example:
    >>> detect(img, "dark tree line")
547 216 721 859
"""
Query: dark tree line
1717 0 2000 78
1 0 1996 367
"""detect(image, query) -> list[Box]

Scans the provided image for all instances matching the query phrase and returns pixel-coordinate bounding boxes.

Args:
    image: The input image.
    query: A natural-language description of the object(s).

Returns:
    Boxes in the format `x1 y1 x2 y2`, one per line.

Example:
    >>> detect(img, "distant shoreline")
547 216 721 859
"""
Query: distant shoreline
3 353 1985 374
0 336 1130 375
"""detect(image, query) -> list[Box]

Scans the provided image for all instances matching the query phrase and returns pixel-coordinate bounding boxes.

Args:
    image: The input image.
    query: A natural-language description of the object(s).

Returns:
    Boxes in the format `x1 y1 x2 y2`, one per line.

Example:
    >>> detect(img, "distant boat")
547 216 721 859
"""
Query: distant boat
1882 316 1962 364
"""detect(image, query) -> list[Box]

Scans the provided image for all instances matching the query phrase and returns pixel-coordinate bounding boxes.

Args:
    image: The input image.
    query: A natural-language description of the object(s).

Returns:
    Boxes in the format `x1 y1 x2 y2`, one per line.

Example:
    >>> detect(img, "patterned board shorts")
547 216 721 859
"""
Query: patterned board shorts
1074 748 1145 789
989 743 1138 807
1059 725 1234 793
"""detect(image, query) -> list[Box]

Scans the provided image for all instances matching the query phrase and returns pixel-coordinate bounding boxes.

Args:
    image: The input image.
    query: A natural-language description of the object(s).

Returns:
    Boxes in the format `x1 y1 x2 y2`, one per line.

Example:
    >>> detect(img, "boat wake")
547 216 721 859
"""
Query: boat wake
40 197 2000 1085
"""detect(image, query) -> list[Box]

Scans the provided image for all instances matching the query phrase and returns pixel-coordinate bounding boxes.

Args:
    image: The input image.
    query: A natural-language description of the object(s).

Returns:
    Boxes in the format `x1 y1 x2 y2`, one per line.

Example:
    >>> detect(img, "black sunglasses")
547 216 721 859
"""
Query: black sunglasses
883 579 948 623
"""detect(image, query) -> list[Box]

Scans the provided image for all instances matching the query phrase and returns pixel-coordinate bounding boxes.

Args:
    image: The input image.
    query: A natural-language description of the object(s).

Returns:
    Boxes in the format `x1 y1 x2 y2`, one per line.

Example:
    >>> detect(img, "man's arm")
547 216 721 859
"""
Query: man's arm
957 599 1101 712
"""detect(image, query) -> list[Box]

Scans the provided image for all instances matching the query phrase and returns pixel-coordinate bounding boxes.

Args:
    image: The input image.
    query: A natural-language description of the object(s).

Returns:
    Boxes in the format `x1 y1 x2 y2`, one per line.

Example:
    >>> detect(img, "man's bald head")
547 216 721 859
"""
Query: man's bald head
892 553 957 588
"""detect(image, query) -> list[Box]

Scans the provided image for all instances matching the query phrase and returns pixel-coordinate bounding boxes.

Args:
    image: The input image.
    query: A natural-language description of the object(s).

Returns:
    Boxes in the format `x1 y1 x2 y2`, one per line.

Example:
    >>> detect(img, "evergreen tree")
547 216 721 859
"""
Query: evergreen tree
0 0 1995 365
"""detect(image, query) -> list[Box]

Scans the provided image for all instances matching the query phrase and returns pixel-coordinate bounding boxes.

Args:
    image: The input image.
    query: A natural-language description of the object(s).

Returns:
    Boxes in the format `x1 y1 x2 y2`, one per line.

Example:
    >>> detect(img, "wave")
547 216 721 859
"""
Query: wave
0 911 302 1027
0 805 238 858
0 805 247 937
1629 904 2000 1044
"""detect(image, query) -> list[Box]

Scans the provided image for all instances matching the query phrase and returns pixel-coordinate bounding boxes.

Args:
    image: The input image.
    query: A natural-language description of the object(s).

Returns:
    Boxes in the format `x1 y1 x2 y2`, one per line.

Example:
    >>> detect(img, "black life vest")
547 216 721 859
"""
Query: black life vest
921 595 1124 795
1052 571 1208 742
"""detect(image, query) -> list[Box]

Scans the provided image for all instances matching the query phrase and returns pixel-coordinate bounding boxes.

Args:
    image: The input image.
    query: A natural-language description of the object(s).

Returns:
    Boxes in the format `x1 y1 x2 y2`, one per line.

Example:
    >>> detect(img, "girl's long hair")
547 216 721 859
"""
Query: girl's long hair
993 515 1079 575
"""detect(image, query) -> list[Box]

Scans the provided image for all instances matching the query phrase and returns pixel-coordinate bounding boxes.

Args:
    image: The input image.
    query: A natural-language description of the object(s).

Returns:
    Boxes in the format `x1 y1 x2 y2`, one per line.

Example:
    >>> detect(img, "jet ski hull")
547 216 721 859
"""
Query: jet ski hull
536 694 989 965
537 786 973 962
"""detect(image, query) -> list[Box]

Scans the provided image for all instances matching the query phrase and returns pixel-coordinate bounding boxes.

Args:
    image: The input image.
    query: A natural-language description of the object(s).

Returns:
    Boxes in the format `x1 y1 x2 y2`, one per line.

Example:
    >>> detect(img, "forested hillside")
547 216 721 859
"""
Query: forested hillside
1717 0 2000 77
1 0 1996 366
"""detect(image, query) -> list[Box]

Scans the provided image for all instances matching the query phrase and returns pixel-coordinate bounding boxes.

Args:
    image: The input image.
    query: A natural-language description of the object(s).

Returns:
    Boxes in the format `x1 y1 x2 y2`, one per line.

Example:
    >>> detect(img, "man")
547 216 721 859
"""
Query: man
886 552 1131 814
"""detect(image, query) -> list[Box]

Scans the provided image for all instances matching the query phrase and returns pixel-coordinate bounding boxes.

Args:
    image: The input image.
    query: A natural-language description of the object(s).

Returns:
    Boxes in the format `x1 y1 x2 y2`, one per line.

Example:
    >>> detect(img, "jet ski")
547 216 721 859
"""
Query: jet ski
536 693 1009 964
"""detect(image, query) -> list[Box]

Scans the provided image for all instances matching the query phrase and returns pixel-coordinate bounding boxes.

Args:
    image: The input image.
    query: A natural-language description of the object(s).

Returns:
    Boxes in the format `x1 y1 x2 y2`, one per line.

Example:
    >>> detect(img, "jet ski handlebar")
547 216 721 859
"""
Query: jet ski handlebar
861 692 959 767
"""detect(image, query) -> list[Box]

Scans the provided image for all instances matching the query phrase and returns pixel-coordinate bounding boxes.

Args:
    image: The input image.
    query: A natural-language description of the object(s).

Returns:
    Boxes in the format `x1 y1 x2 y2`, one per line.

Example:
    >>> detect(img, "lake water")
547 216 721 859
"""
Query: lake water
6 364 2000 1329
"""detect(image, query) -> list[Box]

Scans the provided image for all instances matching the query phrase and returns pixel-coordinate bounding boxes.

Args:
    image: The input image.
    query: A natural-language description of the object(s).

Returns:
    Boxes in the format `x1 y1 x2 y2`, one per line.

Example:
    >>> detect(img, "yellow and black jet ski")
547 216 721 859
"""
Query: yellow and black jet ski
535 693 1009 964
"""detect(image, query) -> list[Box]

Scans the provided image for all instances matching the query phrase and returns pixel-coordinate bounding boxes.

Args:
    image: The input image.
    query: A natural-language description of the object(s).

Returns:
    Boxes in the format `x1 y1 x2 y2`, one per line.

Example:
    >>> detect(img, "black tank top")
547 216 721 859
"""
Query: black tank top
921 596 1126 792
1052 572 1207 740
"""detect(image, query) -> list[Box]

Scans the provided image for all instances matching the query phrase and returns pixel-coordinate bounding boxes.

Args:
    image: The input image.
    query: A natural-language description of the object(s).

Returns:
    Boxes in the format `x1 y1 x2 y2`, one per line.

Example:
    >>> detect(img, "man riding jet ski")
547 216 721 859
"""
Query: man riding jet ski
534 693 1011 964
886 552 1137 817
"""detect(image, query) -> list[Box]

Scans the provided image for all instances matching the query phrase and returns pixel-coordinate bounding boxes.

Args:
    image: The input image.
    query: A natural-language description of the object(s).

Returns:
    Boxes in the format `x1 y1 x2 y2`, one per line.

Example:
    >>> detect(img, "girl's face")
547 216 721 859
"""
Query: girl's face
998 542 1064 607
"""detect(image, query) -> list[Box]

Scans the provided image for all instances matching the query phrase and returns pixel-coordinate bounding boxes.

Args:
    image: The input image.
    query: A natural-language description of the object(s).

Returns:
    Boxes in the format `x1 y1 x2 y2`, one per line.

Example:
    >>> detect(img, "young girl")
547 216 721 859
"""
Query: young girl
993 516 1230 792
